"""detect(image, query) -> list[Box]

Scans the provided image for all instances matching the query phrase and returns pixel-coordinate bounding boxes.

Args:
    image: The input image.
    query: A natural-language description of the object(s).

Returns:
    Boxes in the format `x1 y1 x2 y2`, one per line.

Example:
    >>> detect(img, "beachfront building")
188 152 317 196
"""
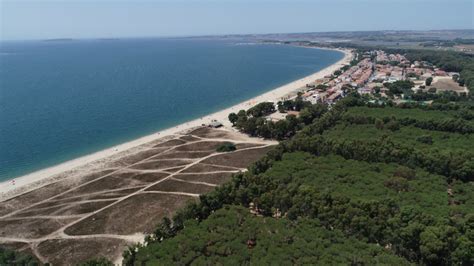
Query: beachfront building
208 120 223 128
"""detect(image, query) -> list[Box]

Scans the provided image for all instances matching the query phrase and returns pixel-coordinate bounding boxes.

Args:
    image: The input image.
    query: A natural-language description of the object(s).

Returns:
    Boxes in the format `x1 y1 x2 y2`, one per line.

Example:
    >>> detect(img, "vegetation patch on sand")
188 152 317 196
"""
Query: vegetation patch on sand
64 193 196 235
146 179 215 194
215 142 236 152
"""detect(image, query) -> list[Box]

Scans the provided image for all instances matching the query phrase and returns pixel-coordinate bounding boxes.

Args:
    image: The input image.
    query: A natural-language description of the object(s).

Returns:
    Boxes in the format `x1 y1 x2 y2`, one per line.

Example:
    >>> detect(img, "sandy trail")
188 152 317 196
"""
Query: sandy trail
0 140 272 243
0 137 274 264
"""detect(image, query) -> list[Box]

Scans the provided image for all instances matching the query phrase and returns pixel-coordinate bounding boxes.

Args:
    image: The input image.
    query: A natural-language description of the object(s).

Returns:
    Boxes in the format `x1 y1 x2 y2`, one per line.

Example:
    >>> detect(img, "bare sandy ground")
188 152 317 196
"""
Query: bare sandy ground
431 76 469 93
0 48 352 201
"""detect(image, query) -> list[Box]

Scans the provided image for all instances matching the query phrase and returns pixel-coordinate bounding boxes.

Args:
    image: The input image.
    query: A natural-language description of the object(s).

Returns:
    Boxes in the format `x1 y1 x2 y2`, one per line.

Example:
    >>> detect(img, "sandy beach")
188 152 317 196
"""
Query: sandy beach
0 47 352 201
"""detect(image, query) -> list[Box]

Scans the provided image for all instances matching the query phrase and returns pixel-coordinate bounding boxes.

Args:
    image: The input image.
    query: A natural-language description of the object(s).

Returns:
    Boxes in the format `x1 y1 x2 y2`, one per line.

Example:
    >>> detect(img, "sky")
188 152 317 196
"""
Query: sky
1 0 473 41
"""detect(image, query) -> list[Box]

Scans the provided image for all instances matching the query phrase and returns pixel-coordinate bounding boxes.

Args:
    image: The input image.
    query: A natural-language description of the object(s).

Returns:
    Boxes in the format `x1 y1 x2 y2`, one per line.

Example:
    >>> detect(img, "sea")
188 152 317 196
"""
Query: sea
0 38 343 181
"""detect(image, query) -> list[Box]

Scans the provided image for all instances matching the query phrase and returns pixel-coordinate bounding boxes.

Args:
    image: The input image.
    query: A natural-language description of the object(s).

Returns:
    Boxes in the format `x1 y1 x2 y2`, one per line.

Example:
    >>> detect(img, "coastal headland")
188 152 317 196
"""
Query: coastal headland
0 48 352 263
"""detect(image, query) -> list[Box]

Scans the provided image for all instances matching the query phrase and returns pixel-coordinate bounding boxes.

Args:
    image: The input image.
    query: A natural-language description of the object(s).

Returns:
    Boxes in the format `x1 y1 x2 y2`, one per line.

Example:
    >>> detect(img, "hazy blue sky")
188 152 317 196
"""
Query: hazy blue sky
1 0 473 40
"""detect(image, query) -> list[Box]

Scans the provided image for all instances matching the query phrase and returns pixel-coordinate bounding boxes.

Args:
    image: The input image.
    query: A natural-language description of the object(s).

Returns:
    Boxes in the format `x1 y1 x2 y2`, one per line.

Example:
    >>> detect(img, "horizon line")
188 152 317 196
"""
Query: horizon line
2 28 473 42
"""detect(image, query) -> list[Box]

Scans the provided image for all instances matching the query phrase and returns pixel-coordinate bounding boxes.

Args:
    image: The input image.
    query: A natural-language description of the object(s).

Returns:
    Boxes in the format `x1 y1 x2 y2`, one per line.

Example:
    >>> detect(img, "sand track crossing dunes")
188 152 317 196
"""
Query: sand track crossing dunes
0 127 276 264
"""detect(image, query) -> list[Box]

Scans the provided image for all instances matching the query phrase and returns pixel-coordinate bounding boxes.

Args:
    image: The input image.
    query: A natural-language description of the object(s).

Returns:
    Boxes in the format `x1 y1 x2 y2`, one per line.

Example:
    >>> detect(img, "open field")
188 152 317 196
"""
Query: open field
0 127 275 264
428 77 469 94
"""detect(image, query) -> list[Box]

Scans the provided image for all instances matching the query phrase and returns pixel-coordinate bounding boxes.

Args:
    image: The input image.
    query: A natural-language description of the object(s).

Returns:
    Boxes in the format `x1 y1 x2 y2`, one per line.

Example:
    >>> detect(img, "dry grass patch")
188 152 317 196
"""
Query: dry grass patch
13 200 115 218
161 166 187 172
43 187 142 207
0 218 76 239
201 146 274 168
173 172 234 185
429 78 467 93
174 141 225 152
180 135 201 142
128 172 169 183
146 179 215 194
0 170 114 216
0 242 30 251
153 138 186 148
181 163 240 173
130 159 192 170
154 151 214 160
64 193 196 235
55 172 150 198
37 238 128 266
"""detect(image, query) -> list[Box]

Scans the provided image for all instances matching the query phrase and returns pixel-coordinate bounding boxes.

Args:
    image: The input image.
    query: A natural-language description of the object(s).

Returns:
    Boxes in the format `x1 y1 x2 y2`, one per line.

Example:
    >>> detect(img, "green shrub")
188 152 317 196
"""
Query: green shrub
393 166 417 180
384 176 410 192
0 247 38 265
416 135 433 144
216 142 236 152
426 77 433 86
385 120 400 131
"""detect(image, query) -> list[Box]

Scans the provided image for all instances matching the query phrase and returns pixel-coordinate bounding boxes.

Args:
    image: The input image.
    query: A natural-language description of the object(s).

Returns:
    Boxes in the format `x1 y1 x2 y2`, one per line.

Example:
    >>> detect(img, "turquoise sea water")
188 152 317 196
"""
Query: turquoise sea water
0 39 343 181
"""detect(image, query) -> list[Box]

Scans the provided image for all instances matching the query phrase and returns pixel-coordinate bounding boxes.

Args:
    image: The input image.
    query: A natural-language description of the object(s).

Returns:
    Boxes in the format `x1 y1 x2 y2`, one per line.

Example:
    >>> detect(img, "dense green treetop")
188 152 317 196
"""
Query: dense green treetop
132 206 411 265
0 247 38 266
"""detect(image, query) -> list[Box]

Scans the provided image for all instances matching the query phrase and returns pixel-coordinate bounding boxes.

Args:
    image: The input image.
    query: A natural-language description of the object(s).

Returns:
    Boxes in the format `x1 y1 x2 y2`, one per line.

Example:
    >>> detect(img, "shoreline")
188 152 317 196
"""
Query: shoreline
0 47 352 201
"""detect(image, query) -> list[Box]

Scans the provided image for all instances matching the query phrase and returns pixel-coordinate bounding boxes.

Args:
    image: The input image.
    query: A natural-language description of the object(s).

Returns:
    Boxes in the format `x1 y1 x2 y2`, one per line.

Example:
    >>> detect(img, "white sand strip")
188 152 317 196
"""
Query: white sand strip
0 48 352 200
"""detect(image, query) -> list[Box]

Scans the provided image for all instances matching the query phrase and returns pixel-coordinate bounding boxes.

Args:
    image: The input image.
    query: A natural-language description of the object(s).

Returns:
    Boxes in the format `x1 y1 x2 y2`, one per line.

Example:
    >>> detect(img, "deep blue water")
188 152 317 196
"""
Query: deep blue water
0 39 342 181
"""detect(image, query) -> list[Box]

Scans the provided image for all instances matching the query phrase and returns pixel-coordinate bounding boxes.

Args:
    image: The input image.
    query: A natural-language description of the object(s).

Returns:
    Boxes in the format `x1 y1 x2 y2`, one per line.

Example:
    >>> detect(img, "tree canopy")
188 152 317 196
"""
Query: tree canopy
125 95 474 265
